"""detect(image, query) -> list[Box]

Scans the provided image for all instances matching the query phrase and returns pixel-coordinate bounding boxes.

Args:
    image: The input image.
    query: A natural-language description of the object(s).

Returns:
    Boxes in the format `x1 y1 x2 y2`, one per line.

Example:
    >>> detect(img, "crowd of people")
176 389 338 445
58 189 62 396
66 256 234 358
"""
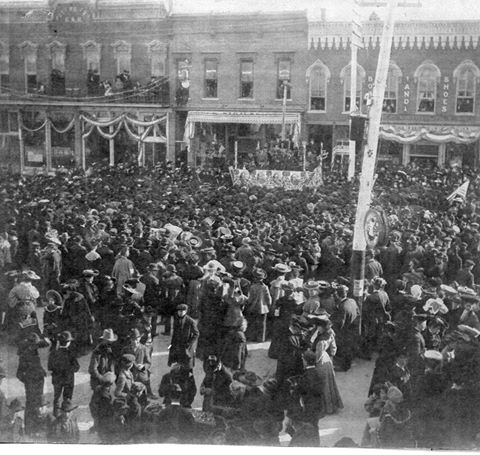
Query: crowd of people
0 157 480 447
195 140 324 172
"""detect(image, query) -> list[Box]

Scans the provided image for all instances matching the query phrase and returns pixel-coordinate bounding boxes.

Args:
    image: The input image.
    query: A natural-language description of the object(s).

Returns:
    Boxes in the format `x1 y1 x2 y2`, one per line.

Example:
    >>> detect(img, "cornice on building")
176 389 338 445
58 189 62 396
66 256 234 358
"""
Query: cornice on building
309 20 480 51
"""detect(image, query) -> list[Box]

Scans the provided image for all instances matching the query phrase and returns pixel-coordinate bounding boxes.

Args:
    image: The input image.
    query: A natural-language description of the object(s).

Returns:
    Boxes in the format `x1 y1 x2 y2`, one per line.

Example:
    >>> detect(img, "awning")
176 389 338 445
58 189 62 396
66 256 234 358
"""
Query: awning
183 110 302 148
380 124 480 145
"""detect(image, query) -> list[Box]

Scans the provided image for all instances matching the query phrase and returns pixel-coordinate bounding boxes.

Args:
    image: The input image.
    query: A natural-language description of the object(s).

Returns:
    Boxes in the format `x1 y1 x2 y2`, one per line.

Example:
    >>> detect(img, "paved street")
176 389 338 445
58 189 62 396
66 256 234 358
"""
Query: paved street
0 307 374 446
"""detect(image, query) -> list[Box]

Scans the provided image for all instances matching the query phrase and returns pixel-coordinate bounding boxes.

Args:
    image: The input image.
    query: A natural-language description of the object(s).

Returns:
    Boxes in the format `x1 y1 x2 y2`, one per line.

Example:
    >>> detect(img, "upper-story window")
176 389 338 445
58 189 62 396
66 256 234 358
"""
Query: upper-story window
276 58 292 99
0 41 9 93
415 60 441 113
383 62 402 113
204 59 218 98
306 59 330 112
48 41 66 96
19 41 38 93
454 60 480 114
147 41 166 78
239 59 254 99
111 40 132 75
341 62 366 112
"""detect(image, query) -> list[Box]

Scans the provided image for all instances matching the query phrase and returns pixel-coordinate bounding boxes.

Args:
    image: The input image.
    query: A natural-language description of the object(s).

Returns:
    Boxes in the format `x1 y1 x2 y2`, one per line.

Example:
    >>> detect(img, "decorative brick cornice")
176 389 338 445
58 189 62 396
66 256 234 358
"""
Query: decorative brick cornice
309 20 480 51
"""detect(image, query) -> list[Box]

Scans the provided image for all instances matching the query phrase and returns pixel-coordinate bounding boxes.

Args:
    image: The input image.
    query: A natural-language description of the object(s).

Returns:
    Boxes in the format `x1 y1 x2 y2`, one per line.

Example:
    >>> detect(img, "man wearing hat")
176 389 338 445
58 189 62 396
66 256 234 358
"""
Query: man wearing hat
141 263 162 338
235 238 255 272
89 371 115 441
79 269 100 318
47 331 80 417
122 328 156 399
115 354 136 398
456 259 476 288
41 240 62 295
245 268 272 342
332 285 360 372
168 304 199 370
89 329 117 390
158 363 197 408
60 280 94 356
16 332 51 435
46 399 80 444
112 246 137 297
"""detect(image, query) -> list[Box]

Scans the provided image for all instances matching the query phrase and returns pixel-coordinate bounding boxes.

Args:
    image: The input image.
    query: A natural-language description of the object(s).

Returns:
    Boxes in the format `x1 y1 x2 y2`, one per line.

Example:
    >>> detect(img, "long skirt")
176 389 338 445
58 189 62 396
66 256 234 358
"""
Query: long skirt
186 280 201 318
315 357 343 414
245 313 267 342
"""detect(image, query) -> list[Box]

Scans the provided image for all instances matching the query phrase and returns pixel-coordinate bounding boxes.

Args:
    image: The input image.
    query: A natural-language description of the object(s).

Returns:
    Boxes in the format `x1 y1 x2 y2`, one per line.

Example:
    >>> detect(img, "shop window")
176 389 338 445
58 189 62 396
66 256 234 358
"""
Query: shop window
383 62 402 114
0 47 9 94
239 60 254 98
307 60 330 112
341 63 366 113
415 61 440 113
454 60 480 114
204 59 218 98
276 58 292 99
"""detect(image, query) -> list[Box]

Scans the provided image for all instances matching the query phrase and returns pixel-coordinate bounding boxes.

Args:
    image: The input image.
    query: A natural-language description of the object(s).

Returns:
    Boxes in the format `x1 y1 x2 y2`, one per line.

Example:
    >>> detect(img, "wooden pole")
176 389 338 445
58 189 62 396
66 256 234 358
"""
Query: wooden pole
351 0 397 305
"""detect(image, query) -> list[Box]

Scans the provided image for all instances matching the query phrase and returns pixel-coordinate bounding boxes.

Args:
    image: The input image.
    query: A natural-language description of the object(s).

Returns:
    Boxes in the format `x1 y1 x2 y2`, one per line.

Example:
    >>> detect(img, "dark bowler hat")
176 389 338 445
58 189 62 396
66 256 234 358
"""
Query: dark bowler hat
176 303 188 312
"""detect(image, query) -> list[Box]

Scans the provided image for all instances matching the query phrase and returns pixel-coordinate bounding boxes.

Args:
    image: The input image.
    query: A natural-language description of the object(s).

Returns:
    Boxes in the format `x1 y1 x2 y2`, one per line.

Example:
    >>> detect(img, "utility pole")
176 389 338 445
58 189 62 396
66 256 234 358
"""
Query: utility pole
348 6 362 181
351 0 421 313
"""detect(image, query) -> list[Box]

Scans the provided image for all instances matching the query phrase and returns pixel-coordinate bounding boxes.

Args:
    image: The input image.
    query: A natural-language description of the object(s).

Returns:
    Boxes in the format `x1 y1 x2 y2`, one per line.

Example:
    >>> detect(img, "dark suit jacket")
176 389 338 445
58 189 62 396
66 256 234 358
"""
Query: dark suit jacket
168 315 199 367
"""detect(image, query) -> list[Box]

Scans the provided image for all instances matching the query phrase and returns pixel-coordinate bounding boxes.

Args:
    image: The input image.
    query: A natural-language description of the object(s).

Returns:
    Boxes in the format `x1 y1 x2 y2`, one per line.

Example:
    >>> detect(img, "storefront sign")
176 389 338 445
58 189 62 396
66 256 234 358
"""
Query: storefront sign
441 76 450 113
403 77 411 113
26 147 44 163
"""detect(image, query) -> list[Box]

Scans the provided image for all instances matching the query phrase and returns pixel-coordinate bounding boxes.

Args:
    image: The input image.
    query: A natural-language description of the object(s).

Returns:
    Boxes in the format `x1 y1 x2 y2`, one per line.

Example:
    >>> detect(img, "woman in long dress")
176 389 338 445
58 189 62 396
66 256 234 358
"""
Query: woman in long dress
311 317 344 415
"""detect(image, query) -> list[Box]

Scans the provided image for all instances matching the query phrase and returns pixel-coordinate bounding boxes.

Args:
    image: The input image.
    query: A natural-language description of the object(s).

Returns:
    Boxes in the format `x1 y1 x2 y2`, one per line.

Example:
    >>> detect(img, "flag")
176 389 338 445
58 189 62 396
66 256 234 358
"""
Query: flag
447 180 470 202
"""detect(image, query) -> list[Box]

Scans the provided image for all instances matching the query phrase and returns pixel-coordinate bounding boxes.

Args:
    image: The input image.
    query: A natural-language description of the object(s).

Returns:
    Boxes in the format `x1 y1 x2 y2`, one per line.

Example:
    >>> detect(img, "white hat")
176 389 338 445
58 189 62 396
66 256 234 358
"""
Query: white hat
85 250 101 262
423 298 449 315
424 350 443 361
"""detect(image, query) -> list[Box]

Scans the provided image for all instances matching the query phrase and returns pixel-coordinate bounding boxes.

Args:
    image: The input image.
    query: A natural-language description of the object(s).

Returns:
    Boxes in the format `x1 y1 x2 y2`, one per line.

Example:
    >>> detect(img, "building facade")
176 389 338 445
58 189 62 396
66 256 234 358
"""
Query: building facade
1 2 480 172
303 16 480 167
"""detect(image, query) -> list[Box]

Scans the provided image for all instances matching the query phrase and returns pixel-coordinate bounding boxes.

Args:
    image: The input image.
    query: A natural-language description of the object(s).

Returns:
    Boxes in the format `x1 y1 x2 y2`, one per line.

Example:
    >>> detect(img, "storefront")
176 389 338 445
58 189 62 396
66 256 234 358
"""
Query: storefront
379 124 480 167
182 110 302 167
5 105 171 174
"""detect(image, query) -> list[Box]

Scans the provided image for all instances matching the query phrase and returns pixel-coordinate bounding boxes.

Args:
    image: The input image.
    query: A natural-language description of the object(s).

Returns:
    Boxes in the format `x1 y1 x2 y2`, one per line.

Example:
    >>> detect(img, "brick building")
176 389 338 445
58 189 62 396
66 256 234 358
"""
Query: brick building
169 11 308 166
1 2 480 172
0 0 172 173
304 15 480 167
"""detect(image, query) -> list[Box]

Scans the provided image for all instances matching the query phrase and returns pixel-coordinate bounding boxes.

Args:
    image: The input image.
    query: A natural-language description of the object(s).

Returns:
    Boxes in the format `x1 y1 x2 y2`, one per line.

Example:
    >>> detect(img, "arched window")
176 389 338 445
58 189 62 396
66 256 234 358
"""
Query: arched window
383 62 402 113
415 61 441 113
340 63 366 113
454 60 480 114
306 60 330 112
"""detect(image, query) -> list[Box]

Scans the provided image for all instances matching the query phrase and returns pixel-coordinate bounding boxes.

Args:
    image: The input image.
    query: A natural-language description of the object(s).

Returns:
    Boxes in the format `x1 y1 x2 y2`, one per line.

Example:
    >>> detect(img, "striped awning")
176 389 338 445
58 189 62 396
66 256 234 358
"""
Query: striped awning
185 110 301 125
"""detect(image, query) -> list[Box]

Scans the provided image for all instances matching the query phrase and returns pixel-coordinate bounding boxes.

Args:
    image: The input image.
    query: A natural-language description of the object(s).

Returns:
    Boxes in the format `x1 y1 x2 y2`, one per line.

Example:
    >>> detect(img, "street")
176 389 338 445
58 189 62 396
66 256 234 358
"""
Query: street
0 307 374 446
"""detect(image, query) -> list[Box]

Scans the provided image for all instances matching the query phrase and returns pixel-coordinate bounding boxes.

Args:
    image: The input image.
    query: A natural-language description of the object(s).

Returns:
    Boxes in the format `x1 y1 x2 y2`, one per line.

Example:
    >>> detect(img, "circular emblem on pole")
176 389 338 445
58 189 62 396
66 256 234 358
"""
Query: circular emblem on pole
364 209 388 248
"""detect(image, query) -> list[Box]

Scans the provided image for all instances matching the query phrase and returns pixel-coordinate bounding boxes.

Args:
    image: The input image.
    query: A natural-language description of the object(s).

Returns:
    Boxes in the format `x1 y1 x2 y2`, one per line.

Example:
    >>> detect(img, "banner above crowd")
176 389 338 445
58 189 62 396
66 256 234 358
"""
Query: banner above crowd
229 166 323 190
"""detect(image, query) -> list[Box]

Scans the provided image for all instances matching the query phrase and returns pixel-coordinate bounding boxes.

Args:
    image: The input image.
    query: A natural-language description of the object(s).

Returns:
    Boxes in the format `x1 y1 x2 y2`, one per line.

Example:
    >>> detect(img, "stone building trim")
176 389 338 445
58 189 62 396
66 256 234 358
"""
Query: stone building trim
309 20 480 51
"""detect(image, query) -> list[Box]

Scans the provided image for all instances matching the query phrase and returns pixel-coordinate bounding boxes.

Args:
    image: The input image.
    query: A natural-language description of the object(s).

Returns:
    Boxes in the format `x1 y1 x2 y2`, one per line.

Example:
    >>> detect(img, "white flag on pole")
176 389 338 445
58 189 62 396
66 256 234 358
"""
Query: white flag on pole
447 180 470 202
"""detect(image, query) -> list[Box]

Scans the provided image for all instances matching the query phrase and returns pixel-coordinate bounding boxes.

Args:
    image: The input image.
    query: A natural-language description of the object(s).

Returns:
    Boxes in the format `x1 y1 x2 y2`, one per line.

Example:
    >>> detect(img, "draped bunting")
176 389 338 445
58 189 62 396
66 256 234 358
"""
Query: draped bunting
50 117 75 134
379 124 480 145
21 119 48 133
21 117 75 134
81 113 166 143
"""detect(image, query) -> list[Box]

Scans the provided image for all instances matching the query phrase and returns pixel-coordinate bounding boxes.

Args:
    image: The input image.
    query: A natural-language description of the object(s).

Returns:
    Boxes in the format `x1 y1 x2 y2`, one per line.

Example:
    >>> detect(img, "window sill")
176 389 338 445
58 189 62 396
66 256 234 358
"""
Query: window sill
275 99 293 102
201 98 219 101
237 98 255 101
307 110 327 114
455 112 475 116
416 111 436 115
